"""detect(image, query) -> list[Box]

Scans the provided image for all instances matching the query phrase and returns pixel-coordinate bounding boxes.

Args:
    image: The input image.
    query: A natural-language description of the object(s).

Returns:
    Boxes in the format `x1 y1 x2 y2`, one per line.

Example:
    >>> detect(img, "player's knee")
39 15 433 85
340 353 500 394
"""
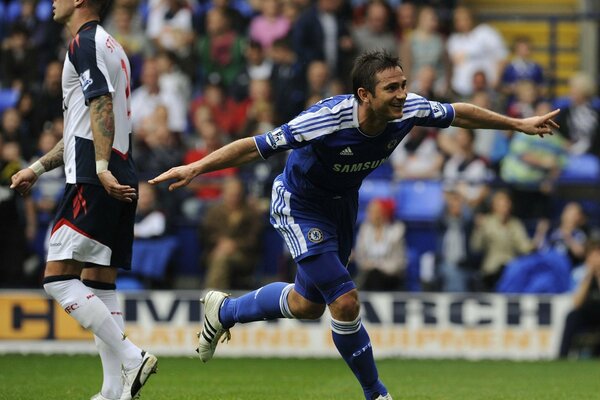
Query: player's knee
288 290 326 319
329 290 360 321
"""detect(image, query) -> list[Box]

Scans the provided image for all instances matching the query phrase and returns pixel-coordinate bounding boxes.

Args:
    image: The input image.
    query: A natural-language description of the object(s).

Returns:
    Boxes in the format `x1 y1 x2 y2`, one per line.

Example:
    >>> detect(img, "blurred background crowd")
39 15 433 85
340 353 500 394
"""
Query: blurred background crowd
1 0 599 295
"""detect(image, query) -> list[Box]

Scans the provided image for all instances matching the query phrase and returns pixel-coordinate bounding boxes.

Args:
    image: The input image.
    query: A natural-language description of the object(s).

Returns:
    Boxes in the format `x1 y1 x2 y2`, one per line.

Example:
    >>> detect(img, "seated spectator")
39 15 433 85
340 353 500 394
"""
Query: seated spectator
447 6 508 99
200 177 263 290
501 36 545 99
0 23 37 91
155 50 191 134
558 238 600 358
436 188 476 292
130 57 164 134
401 5 448 99
471 190 534 291
354 198 407 291
196 7 246 89
555 72 600 156
146 0 194 59
230 40 273 101
394 1 417 41
390 126 443 180
500 101 568 221
135 110 183 177
441 127 491 210
269 38 306 124
352 0 397 56
1 107 34 161
507 80 542 120
538 202 588 268
182 120 238 218
189 81 247 138
248 0 291 52
305 60 342 101
134 182 167 239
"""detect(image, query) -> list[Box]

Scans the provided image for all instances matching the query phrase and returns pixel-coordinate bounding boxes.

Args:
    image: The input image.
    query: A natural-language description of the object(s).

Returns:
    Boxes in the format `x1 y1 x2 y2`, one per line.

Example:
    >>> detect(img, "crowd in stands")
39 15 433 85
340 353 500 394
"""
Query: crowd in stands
1 0 599 294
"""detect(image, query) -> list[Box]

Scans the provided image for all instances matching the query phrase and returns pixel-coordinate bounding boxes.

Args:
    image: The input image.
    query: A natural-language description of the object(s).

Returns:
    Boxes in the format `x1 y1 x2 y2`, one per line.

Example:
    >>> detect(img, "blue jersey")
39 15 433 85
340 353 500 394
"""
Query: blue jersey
254 93 455 197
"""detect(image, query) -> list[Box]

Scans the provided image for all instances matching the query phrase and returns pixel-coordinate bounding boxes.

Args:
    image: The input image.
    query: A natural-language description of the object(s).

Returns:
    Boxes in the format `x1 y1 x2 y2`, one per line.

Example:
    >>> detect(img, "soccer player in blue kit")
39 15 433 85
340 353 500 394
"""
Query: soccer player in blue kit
150 51 559 399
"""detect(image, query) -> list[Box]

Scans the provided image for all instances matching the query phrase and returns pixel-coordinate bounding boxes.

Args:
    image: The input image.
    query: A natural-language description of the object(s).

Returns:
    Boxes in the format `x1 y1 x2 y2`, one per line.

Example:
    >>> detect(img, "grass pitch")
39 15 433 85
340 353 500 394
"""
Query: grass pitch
0 354 598 400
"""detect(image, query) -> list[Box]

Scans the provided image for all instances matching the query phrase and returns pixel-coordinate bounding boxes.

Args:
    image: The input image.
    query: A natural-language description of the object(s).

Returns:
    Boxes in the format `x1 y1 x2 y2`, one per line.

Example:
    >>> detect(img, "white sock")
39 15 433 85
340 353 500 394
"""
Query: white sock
89 286 125 399
43 279 142 370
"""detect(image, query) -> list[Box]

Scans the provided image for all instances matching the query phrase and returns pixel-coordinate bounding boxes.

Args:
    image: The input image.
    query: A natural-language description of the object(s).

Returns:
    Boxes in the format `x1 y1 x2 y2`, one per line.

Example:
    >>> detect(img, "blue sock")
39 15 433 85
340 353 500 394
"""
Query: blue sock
331 317 387 400
219 282 295 329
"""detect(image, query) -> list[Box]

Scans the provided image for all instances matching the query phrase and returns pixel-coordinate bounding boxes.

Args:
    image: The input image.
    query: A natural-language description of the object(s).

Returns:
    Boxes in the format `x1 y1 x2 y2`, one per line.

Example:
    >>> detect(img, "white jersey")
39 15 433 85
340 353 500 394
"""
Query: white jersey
61 20 136 186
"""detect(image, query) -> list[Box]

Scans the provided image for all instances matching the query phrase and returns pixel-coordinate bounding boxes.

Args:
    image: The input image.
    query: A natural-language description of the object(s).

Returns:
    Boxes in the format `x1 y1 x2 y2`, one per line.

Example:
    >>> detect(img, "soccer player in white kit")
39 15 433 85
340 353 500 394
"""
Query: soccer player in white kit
150 51 560 399
10 1 156 399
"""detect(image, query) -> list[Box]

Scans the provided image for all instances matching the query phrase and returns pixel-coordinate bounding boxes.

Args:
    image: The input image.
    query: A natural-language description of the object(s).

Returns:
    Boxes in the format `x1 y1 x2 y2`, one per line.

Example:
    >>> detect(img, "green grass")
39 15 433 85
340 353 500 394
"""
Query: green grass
0 355 598 399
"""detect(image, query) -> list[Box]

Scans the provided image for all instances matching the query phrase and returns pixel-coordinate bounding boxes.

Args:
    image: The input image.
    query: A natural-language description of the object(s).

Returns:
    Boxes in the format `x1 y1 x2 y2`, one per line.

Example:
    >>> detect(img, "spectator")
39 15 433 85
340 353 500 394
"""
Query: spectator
352 0 397 56
501 36 545 98
230 40 273 101
156 50 191 134
106 6 151 87
249 0 291 52
292 0 354 79
441 127 491 210
558 238 600 358
390 126 444 180
436 189 476 292
500 102 568 221
194 0 250 36
401 5 449 99
0 23 38 91
190 81 247 138
146 0 194 58
305 60 341 101
1 107 34 161
555 72 600 156
0 138 36 287
130 57 164 134
196 7 247 89
200 177 263 289
394 1 417 41
538 202 588 268
134 182 167 239
31 61 64 139
447 6 508 98
354 198 407 291
136 110 183 177
182 120 238 218
507 79 542 120
270 38 306 124
470 190 534 291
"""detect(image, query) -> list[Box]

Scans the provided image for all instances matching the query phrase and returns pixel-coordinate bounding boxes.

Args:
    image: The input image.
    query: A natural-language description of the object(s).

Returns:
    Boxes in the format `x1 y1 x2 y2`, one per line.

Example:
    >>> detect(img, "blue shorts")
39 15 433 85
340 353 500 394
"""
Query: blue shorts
47 183 136 269
270 177 358 304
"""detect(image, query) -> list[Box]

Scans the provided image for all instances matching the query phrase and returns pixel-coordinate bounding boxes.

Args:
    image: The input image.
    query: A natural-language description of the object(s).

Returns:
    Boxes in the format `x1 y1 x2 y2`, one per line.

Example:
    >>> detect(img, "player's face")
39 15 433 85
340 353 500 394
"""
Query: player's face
52 0 75 24
369 67 408 121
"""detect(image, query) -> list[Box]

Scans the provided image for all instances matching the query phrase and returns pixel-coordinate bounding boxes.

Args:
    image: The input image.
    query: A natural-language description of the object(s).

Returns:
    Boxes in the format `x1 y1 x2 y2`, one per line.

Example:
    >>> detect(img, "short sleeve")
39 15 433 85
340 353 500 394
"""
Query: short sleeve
68 34 114 104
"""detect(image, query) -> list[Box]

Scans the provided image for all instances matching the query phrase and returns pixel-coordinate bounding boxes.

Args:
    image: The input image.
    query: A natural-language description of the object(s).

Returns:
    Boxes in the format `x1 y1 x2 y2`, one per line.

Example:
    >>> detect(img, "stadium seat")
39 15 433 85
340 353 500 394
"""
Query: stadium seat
36 0 52 21
116 274 145 291
0 89 19 113
6 1 21 22
395 180 444 223
173 222 202 277
131 236 178 280
558 154 600 184
496 250 571 294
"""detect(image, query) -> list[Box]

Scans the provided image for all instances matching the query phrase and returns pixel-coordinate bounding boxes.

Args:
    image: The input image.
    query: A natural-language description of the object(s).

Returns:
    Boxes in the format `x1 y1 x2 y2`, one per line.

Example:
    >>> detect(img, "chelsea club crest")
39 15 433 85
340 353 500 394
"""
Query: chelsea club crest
307 228 324 243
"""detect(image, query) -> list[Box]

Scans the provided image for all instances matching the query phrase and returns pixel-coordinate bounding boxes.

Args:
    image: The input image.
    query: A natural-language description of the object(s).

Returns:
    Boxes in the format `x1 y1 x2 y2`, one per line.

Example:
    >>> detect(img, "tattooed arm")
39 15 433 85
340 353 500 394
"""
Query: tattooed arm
89 94 137 202
9 139 65 196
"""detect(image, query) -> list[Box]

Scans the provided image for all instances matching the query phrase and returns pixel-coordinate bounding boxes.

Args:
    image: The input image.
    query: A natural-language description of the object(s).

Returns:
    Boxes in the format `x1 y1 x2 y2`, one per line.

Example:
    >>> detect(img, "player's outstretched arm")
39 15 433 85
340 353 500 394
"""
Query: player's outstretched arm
451 103 560 137
10 138 65 196
149 137 262 191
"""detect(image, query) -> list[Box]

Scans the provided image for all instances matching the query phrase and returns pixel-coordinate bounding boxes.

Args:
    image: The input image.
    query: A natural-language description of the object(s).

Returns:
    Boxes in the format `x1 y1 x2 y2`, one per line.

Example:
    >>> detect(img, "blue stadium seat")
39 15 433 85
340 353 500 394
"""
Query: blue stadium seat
131 236 178 280
395 180 443 223
357 179 395 222
116 274 145 291
173 222 202 277
558 154 600 184
36 0 52 21
6 1 21 22
0 89 19 113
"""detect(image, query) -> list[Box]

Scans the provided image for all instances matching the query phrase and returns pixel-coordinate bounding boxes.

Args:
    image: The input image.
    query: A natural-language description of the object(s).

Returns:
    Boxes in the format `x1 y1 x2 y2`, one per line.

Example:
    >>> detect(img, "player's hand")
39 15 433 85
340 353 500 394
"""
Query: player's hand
148 165 195 191
9 168 38 196
97 170 137 202
519 109 560 137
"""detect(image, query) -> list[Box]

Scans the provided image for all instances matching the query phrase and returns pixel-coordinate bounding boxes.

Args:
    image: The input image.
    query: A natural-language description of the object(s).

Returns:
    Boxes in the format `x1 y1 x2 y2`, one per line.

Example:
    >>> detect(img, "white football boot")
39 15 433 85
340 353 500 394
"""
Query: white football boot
196 290 231 362
120 351 158 400
372 393 393 400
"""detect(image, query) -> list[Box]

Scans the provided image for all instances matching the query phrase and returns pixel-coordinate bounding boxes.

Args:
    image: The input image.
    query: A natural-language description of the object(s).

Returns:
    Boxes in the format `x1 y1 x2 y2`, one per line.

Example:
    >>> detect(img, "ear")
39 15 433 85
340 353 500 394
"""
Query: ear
74 0 85 8
357 87 371 103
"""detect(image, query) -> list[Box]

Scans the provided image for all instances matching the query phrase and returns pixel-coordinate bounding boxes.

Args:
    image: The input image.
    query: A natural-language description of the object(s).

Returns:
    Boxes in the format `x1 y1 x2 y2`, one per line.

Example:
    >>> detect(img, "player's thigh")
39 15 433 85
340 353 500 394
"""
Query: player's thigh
81 265 118 284
287 288 326 319
48 183 136 268
45 259 84 278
